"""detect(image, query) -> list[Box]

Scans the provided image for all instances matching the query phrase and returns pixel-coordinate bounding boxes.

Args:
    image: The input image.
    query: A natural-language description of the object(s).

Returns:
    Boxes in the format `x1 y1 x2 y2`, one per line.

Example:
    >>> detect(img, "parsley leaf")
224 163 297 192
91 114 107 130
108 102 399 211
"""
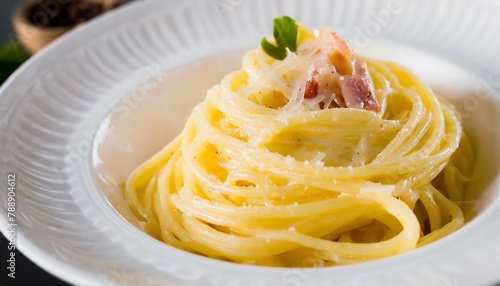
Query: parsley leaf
261 16 298 60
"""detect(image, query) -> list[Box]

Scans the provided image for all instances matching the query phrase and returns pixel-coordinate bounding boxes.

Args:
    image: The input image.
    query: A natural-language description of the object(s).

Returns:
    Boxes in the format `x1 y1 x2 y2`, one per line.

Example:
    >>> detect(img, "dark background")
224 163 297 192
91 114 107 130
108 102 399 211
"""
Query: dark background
0 1 20 44
0 1 134 285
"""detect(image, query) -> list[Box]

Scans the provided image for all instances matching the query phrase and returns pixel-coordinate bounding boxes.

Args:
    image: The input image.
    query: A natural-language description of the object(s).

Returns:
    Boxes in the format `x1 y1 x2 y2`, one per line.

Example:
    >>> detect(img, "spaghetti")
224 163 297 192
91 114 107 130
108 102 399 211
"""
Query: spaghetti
124 20 474 266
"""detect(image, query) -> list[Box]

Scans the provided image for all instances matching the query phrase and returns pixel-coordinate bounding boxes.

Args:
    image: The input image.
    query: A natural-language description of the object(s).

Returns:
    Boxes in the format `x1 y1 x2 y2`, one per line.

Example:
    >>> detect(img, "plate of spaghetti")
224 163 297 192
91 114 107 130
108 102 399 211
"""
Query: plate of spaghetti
1 0 500 285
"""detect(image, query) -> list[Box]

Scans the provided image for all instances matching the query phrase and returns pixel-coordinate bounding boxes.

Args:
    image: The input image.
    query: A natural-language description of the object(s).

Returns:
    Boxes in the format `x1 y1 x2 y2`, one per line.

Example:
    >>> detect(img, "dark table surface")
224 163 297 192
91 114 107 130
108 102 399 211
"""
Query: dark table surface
1 234 70 285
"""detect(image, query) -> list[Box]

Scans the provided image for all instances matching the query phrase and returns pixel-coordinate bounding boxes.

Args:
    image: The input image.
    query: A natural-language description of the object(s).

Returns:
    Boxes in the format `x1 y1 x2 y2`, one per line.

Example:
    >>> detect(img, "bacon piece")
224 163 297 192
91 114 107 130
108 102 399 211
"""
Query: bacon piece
299 28 380 112
302 58 380 111
338 76 378 111
327 31 353 75
304 70 319 99
337 60 380 112
330 31 353 60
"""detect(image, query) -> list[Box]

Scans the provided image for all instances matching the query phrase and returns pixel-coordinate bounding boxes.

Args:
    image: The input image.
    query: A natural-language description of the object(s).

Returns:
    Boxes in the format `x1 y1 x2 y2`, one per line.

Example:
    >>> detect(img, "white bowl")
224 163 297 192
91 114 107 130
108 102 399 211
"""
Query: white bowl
1 0 500 285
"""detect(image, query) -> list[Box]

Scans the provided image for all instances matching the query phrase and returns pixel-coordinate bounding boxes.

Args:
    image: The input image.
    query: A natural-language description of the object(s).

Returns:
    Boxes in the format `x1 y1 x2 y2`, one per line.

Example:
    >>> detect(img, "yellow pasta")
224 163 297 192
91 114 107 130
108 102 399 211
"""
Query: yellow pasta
124 20 474 267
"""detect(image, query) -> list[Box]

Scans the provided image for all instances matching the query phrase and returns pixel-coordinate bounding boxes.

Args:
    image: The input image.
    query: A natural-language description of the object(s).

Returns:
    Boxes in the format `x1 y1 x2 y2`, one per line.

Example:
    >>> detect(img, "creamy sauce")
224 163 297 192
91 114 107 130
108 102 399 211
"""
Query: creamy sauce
93 41 500 226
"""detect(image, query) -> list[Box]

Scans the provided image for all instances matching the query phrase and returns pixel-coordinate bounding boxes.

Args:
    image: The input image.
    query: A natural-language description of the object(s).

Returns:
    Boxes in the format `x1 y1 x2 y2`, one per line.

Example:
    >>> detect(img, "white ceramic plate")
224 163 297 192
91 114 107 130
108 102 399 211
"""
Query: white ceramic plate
1 0 500 285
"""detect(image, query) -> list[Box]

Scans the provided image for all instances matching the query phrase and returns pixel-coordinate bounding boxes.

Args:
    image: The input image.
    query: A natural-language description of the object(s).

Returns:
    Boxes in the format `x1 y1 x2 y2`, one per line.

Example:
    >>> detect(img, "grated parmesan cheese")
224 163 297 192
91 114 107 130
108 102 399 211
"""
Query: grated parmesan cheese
332 254 340 263
278 85 304 123
311 152 326 166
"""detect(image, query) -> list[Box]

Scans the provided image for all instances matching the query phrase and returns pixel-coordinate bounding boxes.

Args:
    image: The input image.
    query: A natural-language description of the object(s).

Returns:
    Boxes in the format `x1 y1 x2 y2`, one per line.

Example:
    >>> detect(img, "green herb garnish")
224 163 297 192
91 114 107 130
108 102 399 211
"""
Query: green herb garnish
261 16 298 60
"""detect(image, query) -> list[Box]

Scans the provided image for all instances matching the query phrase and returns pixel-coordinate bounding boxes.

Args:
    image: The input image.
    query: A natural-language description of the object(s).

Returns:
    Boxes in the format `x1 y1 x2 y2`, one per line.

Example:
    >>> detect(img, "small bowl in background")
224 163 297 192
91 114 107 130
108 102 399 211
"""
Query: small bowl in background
12 0 120 54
